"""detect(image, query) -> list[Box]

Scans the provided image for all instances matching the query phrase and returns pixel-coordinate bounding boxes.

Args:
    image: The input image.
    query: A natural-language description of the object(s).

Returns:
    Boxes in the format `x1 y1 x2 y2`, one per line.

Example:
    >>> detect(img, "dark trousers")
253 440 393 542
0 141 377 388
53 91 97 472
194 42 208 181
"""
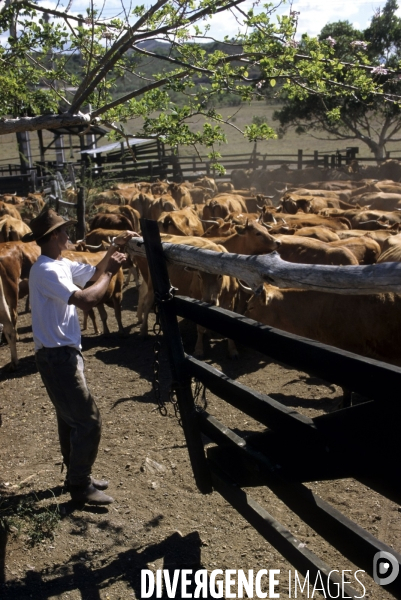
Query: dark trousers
35 346 101 486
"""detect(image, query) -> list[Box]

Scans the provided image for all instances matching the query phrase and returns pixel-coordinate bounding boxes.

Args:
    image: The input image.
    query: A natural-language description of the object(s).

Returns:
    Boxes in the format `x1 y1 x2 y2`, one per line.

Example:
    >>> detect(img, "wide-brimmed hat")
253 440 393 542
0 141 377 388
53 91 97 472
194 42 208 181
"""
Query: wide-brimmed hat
22 208 77 243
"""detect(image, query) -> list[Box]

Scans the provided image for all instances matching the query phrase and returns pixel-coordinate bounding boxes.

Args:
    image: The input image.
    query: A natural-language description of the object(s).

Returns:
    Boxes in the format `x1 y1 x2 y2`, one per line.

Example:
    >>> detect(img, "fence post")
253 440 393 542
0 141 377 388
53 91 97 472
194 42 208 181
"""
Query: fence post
30 169 37 192
314 151 318 167
140 219 213 494
76 187 86 240
68 164 77 189
297 149 303 170
323 155 329 169
331 155 336 168
121 142 126 177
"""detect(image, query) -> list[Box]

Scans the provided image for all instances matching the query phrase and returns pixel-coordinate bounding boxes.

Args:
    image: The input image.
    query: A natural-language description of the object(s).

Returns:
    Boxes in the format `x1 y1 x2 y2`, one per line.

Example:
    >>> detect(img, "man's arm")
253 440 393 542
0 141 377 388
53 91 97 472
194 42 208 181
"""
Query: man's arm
89 230 140 282
68 252 125 311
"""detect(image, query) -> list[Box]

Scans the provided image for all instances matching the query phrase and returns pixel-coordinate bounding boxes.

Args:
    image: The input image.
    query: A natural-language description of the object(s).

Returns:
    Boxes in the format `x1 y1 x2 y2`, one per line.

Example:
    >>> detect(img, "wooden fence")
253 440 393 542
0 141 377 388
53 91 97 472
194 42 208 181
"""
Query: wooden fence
3 144 401 193
132 219 401 599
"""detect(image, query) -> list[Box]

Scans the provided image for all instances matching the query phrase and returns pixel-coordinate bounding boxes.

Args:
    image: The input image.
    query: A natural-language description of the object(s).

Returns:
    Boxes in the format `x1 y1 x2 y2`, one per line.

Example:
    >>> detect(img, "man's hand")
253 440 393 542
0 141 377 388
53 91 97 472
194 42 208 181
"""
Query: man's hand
106 251 126 275
113 231 141 247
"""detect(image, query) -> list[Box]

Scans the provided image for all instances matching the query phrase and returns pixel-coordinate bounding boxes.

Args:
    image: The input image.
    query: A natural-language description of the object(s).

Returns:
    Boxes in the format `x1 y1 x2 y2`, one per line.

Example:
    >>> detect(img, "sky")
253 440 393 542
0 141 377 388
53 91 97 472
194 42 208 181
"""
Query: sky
3 0 396 47
55 0 395 39
194 0 394 39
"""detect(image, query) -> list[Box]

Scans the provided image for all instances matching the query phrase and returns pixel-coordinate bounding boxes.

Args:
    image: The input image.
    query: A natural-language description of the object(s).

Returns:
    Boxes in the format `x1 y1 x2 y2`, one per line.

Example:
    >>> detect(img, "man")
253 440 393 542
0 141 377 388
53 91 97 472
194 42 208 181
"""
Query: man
23 208 137 505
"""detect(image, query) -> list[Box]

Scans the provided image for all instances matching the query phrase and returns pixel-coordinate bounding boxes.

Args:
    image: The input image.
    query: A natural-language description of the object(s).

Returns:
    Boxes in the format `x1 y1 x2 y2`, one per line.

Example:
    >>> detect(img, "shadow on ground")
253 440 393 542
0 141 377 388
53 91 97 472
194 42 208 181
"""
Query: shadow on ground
0 530 215 599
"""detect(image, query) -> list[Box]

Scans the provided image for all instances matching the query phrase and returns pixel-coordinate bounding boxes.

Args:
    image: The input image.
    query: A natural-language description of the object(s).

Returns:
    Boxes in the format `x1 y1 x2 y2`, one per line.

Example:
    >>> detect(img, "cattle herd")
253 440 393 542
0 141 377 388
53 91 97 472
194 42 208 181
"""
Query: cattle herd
3 158 401 372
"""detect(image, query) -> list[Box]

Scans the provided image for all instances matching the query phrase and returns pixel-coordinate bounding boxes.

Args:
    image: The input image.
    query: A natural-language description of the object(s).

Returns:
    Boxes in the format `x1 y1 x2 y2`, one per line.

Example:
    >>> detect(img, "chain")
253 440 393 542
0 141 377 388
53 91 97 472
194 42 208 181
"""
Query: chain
169 383 182 427
151 287 206 425
152 287 177 417
193 379 208 412
152 303 167 416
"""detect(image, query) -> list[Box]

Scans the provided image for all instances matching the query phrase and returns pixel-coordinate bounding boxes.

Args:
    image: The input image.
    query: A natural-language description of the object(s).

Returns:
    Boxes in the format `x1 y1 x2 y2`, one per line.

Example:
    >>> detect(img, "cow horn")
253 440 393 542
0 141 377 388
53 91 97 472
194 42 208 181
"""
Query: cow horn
237 280 254 293
260 221 272 230
85 243 103 250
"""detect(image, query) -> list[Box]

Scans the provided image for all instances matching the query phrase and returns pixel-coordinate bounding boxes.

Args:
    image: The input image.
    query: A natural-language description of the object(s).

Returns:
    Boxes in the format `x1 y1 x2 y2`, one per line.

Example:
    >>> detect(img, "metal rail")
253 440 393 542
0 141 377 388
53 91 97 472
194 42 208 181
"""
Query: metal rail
140 218 401 598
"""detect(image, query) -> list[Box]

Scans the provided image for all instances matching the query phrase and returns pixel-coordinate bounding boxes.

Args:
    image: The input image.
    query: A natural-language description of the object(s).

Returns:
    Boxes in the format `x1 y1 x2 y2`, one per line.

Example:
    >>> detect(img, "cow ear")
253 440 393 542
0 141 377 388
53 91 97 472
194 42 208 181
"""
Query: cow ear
260 285 273 305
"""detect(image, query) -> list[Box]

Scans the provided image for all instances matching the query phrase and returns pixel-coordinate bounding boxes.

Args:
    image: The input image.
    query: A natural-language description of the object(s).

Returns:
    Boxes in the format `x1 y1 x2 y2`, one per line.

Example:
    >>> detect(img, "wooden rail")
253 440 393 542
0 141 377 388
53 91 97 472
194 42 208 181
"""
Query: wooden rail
2 145 401 188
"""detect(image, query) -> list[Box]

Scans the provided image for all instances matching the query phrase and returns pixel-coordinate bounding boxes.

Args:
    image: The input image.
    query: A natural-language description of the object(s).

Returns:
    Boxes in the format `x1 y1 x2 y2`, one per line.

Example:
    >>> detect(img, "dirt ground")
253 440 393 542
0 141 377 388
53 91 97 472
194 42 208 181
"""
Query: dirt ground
0 281 400 600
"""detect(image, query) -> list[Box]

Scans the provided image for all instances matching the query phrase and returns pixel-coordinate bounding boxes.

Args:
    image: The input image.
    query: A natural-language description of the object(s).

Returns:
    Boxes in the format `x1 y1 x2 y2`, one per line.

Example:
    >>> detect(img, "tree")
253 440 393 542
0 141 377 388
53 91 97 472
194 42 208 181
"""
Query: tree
0 0 400 163
273 1 401 161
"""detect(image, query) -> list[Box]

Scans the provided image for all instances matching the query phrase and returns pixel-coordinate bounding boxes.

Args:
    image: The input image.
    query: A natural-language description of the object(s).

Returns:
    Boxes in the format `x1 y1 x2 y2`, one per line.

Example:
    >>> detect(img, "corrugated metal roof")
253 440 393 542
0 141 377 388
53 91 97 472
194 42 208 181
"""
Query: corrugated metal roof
80 138 155 155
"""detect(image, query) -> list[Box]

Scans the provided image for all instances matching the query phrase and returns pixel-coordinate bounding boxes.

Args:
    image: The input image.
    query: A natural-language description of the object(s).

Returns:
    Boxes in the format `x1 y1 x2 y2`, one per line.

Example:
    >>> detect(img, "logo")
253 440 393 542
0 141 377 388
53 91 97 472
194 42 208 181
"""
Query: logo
373 551 400 586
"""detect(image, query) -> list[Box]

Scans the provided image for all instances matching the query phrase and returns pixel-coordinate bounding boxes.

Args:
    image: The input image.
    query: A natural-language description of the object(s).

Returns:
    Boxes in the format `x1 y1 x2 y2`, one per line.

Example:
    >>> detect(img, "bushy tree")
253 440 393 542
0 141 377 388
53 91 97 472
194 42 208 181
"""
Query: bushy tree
1 0 401 162
274 0 401 160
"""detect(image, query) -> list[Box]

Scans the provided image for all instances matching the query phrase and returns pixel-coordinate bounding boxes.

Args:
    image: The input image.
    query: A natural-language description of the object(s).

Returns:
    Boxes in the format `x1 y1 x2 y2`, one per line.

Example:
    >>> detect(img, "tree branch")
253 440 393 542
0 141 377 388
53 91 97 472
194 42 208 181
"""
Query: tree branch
0 113 92 135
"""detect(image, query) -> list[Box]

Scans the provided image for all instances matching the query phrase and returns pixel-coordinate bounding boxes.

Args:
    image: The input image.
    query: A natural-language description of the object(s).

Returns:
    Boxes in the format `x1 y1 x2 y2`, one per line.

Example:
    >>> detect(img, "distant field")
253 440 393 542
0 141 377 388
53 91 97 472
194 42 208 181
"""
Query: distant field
1 101 401 172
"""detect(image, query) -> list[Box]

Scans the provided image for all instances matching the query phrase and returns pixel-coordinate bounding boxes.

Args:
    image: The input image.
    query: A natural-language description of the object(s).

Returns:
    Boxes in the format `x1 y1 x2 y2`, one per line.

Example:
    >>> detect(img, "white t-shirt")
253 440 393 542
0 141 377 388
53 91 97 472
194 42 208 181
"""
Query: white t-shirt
29 255 96 351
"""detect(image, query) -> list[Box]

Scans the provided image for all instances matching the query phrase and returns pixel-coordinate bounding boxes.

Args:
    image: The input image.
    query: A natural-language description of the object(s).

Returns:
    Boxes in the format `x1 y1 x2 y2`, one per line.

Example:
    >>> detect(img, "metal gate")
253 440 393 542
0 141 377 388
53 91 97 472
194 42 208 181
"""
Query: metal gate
138 219 401 599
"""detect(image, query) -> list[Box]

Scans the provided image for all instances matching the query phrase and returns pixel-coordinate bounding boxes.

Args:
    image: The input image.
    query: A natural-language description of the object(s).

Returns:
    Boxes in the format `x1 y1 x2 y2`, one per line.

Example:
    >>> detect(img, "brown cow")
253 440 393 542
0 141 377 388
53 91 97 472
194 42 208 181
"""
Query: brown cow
0 194 25 205
0 216 32 242
129 192 156 217
203 195 248 220
350 210 401 228
230 168 252 189
95 204 141 232
168 183 193 208
0 275 18 369
89 213 133 232
217 182 235 194
91 189 128 205
187 187 212 204
281 194 356 214
0 202 21 220
157 208 204 237
245 284 401 367
376 234 401 263
336 229 397 251
81 229 139 287
146 197 178 221
0 242 40 367
292 226 340 243
202 219 234 237
151 181 170 196
264 211 352 231
131 236 238 358
204 220 280 255
328 237 381 264
355 192 401 211
61 250 125 335
194 176 218 195
275 236 358 265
